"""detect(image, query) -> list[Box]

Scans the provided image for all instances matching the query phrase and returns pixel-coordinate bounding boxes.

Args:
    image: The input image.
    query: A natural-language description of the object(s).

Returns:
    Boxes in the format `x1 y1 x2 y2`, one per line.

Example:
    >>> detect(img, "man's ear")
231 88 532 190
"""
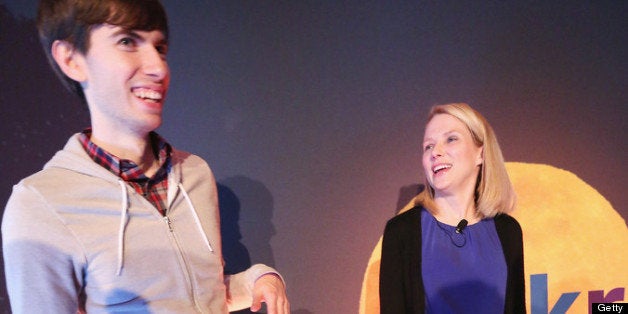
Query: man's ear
51 40 87 82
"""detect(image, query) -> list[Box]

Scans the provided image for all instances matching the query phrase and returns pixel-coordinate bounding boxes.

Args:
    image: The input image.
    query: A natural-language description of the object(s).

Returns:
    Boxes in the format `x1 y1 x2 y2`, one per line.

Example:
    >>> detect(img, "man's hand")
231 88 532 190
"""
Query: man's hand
250 274 290 313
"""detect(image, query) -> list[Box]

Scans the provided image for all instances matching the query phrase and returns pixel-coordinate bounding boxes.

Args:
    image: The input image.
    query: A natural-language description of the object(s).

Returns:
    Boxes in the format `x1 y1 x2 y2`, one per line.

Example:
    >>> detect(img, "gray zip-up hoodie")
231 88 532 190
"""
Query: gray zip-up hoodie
2 134 280 313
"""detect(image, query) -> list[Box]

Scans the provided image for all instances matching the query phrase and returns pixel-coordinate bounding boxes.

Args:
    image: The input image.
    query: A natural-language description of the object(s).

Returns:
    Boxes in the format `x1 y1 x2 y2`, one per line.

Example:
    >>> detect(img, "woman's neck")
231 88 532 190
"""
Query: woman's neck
432 194 480 226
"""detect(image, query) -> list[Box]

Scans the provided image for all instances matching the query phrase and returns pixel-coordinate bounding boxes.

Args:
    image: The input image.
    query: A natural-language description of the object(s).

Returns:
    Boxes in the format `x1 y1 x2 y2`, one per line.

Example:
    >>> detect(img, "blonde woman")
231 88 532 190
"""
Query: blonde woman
379 103 525 313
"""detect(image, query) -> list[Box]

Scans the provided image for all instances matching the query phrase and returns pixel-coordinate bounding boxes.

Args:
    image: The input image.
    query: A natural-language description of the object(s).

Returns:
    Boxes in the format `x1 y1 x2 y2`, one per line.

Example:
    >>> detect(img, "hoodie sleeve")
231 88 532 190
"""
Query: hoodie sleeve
2 183 85 313
224 263 285 311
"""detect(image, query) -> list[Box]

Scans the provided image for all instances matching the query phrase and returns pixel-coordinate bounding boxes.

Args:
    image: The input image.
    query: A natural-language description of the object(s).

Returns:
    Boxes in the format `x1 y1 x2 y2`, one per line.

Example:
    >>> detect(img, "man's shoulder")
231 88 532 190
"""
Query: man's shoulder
13 132 114 194
171 148 209 167
170 148 216 183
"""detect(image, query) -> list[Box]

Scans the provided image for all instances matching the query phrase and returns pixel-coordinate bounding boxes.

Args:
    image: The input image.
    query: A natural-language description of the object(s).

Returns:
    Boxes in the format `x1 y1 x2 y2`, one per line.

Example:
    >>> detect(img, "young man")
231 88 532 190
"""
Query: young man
2 1 289 313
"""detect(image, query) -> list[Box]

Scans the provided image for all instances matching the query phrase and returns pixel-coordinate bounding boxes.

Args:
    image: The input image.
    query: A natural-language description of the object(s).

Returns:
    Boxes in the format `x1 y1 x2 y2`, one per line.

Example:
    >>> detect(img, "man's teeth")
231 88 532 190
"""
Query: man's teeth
433 164 451 173
133 89 162 101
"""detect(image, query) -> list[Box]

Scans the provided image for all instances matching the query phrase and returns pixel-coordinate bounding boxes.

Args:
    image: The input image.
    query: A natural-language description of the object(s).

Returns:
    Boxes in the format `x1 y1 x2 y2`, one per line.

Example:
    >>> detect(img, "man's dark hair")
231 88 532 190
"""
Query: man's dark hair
37 0 169 101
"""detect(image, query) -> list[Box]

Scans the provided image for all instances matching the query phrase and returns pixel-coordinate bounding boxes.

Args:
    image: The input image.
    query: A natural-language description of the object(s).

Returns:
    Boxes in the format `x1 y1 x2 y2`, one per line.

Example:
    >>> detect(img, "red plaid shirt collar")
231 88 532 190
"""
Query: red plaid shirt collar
79 129 172 215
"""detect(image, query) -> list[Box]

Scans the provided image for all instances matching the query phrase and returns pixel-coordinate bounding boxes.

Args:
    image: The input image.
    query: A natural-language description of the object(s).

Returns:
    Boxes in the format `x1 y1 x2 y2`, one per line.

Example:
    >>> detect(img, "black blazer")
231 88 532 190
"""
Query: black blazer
379 206 526 314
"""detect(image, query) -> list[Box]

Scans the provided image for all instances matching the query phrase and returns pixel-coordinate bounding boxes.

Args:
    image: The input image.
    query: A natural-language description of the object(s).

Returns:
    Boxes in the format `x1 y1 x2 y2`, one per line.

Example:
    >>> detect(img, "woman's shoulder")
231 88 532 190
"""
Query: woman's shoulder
494 212 520 224
386 206 423 228
494 213 523 235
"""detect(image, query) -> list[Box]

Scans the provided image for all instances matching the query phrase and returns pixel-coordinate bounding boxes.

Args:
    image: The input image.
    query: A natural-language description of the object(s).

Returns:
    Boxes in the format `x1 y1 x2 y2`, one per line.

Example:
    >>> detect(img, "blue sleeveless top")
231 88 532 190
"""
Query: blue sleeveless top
421 209 507 313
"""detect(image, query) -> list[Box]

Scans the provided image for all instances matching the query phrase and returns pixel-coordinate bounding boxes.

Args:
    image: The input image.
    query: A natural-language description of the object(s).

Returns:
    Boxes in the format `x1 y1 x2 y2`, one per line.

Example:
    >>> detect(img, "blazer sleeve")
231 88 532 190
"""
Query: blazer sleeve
495 214 526 314
379 217 408 314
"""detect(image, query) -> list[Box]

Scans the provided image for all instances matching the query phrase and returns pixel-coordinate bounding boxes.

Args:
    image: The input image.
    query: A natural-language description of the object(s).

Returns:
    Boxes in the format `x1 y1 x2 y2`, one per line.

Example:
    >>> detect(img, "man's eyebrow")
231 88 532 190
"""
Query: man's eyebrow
109 28 168 45
156 36 169 45
110 28 142 39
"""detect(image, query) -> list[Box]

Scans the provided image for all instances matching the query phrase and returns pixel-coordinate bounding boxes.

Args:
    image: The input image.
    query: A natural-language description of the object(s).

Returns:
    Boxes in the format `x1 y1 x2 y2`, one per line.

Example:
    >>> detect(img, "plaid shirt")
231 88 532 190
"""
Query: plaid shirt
79 129 171 216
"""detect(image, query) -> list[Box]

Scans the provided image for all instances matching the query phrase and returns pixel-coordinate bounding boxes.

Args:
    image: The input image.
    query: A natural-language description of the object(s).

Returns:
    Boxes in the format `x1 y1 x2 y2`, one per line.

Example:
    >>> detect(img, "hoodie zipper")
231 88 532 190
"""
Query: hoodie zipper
162 215 206 313
165 216 174 232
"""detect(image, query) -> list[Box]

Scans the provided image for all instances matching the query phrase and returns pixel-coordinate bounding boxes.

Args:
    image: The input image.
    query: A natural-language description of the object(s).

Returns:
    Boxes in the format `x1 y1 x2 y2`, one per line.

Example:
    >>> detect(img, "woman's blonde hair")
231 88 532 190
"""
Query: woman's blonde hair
414 103 516 217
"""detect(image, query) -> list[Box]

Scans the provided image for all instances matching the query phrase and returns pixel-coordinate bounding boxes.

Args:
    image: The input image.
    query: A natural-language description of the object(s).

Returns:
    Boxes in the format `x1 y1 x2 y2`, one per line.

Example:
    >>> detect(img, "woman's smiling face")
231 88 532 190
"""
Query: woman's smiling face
422 113 484 197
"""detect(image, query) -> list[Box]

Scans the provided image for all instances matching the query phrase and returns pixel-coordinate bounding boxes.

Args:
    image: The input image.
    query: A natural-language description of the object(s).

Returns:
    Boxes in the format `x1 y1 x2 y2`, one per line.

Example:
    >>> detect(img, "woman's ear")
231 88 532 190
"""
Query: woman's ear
51 40 87 82
476 146 484 166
